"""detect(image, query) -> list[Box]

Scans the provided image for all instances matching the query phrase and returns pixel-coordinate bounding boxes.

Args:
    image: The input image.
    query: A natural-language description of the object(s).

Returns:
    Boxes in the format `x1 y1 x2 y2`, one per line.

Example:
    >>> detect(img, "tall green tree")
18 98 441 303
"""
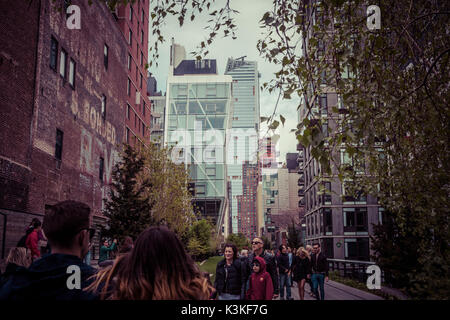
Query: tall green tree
103 144 154 241
138 142 196 237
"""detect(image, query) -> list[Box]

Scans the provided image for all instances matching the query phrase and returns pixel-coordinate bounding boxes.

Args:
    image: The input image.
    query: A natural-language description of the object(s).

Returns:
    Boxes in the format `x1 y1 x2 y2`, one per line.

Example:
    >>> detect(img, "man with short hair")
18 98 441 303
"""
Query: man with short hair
0 200 97 300
277 245 292 300
310 243 329 300
246 237 279 299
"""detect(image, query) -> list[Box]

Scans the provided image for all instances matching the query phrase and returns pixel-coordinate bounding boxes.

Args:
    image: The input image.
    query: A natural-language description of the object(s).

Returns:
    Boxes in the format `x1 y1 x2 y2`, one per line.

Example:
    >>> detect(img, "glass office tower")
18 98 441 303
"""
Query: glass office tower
225 57 260 237
165 57 233 234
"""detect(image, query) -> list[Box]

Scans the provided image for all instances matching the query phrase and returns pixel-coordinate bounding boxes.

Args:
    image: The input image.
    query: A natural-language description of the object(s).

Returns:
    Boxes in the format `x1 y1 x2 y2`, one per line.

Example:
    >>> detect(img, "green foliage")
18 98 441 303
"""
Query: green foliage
187 219 214 260
225 233 250 251
103 144 154 241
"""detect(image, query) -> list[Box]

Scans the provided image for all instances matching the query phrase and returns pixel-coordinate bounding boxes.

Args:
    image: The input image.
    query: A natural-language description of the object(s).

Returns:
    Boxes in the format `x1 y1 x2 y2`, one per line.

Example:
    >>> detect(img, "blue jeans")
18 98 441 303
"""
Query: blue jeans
218 293 241 300
279 273 291 299
311 273 325 300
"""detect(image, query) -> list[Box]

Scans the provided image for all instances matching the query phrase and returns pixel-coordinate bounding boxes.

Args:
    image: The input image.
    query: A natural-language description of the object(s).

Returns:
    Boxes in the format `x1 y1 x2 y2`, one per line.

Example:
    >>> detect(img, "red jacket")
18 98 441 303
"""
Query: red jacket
26 230 40 259
246 256 274 300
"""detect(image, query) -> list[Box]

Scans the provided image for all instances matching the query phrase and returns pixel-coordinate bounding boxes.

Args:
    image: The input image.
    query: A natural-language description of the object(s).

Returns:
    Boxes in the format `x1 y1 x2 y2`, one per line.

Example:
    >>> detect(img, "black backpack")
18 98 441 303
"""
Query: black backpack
17 227 33 248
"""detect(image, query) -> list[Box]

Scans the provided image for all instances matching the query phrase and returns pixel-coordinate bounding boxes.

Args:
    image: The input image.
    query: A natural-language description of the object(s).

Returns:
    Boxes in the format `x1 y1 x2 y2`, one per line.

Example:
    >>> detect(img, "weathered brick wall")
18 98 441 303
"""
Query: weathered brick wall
0 0 128 263
0 0 40 212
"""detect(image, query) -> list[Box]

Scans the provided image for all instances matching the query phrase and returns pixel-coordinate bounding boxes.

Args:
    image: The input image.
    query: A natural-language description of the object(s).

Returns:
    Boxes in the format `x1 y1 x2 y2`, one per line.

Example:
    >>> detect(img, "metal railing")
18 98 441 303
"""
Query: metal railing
328 258 385 284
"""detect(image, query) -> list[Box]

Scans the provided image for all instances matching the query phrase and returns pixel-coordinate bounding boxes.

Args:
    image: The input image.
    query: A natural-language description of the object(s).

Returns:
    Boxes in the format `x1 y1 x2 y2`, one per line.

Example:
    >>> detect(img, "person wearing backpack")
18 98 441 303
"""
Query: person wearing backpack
25 220 42 261
214 244 246 300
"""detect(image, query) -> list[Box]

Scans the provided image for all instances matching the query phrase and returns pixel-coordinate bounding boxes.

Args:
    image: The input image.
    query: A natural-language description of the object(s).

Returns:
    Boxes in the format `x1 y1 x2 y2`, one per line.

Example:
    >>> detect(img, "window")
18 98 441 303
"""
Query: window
206 167 216 176
141 30 144 45
344 238 370 261
143 101 146 116
128 54 131 70
69 58 75 88
55 129 64 160
128 29 132 46
324 182 331 203
50 37 58 70
142 123 145 136
322 121 328 137
101 95 106 119
343 207 368 234
99 157 104 181
319 94 327 115
129 6 133 21
126 127 130 144
195 185 205 195
323 208 332 234
141 9 144 22
140 51 143 66
59 49 67 78
104 44 108 69
127 104 131 119
140 73 143 89
127 78 131 96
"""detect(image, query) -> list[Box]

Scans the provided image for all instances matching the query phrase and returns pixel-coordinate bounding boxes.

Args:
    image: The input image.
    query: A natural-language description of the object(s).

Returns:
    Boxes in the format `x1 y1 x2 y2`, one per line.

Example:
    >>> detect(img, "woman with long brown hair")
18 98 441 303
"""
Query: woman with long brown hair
86 226 212 300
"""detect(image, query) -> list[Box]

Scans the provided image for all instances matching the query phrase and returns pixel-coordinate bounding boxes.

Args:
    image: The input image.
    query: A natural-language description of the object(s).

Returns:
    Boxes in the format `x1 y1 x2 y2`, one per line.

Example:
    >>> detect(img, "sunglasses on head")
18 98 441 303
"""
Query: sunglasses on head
251 241 262 245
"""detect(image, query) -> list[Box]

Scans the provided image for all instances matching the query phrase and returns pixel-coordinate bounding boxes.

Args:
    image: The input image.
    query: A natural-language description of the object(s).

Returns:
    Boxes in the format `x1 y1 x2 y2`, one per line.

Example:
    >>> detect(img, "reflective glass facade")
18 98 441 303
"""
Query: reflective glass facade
165 79 232 230
225 58 260 237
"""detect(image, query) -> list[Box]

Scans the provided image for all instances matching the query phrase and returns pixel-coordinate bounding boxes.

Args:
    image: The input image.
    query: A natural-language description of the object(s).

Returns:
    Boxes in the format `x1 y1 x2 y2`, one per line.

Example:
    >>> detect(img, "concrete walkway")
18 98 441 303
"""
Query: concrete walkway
278 280 383 300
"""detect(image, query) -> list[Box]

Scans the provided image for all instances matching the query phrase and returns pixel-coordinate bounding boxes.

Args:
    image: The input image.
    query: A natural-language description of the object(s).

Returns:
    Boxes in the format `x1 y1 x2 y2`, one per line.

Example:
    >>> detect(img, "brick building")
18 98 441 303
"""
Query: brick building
115 1 151 148
0 0 128 262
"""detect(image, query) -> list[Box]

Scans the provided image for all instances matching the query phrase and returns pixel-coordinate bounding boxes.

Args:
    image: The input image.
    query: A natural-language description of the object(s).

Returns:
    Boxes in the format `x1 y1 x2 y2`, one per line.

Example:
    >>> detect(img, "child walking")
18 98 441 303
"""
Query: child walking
246 256 274 300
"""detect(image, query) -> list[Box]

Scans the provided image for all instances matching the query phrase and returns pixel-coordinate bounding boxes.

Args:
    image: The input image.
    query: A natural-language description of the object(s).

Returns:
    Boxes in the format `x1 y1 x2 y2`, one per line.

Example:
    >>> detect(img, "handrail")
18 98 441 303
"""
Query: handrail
328 258 375 265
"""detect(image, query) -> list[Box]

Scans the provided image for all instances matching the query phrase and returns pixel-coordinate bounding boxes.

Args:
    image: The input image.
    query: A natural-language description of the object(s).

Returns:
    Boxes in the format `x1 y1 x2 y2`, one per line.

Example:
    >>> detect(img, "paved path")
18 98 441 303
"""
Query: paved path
277 280 383 300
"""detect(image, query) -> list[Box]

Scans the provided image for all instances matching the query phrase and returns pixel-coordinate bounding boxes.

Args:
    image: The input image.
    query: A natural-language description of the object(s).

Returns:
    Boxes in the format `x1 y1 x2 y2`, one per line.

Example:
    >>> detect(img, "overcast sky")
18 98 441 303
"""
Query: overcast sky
149 0 299 164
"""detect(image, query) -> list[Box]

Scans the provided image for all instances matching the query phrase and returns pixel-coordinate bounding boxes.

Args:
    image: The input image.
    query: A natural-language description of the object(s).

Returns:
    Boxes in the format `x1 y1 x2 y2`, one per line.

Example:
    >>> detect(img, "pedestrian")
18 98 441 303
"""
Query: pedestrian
292 247 311 300
85 226 212 300
246 237 279 299
310 243 329 300
287 246 294 287
98 238 117 267
214 244 246 300
119 236 134 254
246 256 274 300
240 249 248 259
305 244 314 296
276 244 293 300
0 247 32 287
25 219 42 261
0 200 97 300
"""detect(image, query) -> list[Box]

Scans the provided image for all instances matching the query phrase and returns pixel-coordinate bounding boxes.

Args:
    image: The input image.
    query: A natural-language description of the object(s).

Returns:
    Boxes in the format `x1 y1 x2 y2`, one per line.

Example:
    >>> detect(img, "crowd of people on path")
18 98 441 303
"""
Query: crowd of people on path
213 239 329 301
0 200 328 300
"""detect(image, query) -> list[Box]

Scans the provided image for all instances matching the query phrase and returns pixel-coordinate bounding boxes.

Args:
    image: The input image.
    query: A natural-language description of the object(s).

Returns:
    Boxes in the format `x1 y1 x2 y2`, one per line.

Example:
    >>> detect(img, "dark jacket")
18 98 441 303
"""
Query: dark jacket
0 263 22 288
292 256 311 281
0 253 97 300
247 251 279 295
276 253 291 274
246 256 273 300
214 258 246 299
310 252 329 276
99 242 117 263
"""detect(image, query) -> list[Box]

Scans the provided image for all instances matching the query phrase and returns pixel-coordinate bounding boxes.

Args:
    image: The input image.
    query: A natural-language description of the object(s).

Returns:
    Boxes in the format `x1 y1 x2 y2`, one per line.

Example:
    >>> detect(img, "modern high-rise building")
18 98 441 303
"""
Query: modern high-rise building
115 0 151 147
164 41 233 235
147 73 165 147
298 0 380 262
224 57 260 238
